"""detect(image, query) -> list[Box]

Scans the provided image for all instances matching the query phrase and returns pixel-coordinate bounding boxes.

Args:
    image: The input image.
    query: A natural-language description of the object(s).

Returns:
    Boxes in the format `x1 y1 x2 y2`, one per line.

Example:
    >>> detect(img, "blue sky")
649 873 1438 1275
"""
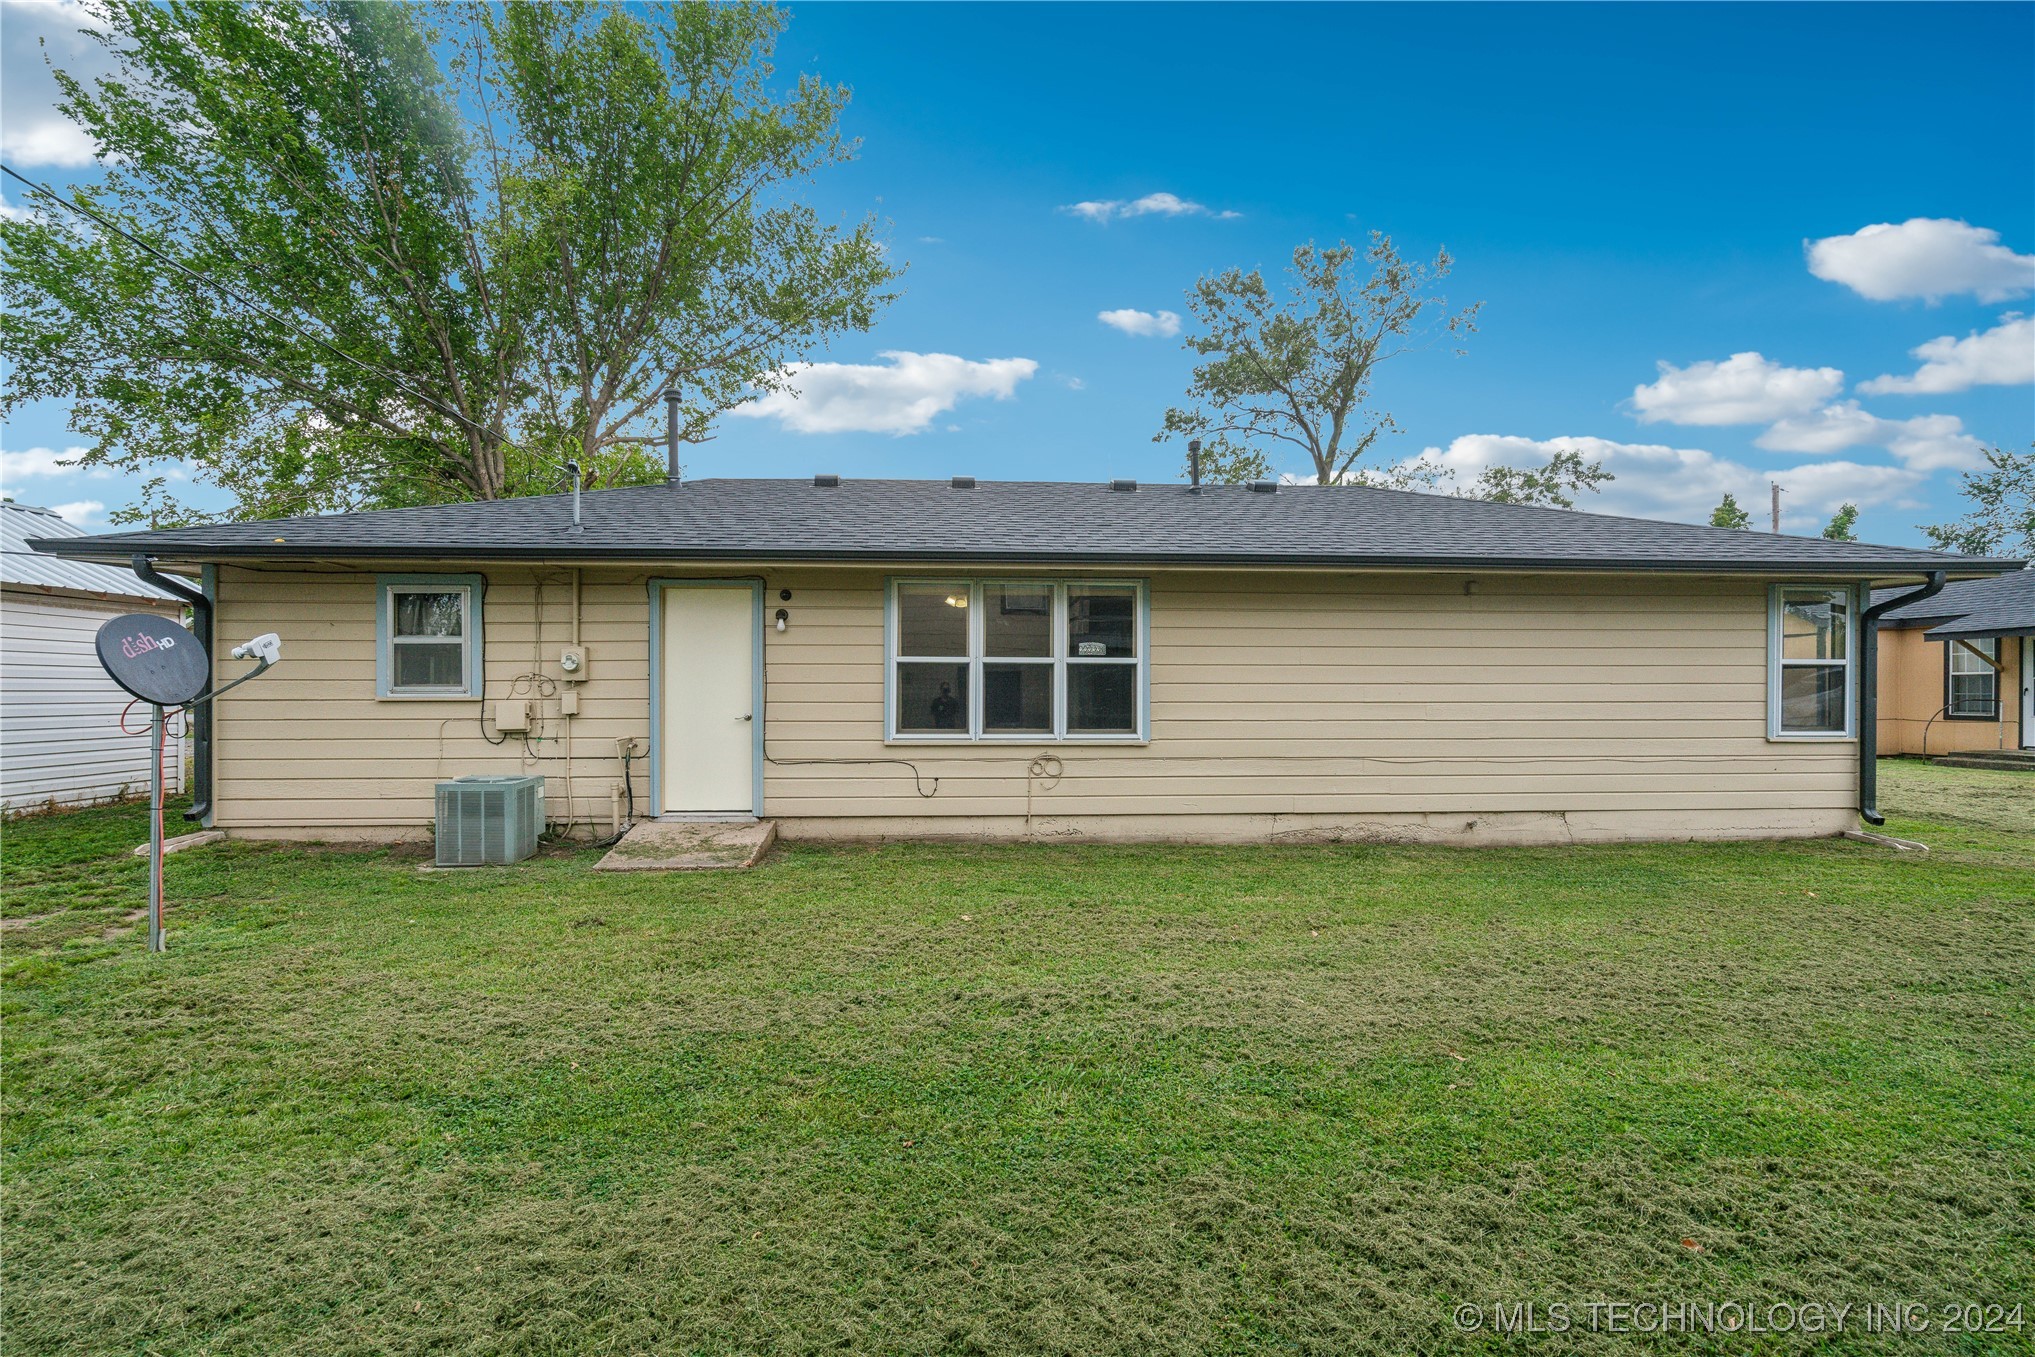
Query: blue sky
4 1 2031 543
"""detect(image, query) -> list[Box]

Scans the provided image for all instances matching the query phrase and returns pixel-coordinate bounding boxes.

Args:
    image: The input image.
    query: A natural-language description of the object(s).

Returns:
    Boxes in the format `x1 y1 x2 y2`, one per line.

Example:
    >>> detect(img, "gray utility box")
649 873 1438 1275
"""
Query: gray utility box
434 775 545 866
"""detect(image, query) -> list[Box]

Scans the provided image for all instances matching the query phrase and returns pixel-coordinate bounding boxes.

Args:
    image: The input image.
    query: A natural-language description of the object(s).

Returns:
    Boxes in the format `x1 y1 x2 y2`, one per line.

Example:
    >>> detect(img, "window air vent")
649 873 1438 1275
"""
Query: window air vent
813 473 840 488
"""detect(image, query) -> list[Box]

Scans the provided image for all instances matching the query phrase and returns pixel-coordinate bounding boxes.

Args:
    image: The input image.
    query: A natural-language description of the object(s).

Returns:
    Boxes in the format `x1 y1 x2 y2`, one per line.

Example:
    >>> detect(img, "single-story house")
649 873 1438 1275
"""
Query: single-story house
29 476 2022 845
1871 569 2033 757
2 501 187 813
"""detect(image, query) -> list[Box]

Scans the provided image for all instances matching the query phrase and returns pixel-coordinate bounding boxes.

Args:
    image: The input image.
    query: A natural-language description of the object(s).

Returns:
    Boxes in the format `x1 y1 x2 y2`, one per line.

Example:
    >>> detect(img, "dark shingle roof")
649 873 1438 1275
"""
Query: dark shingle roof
1872 569 2035 635
27 477 2021 576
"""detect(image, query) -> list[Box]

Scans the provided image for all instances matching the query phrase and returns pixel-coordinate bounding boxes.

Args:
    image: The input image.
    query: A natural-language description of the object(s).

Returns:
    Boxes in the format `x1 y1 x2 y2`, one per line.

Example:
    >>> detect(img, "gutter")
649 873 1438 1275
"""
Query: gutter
130 555 213 827
30 538 2026 575
1857 570 1945 827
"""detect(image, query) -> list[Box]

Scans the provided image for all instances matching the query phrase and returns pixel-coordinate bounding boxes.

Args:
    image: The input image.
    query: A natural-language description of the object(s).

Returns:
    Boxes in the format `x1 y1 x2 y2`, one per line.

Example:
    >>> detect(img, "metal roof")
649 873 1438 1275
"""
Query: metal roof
1 503 181 602
26 477 2022 576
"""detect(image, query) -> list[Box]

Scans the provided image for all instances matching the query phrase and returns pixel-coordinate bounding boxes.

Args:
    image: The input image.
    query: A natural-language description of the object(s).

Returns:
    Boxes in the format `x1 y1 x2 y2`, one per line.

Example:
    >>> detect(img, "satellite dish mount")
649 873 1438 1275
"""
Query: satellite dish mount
93 611 282 953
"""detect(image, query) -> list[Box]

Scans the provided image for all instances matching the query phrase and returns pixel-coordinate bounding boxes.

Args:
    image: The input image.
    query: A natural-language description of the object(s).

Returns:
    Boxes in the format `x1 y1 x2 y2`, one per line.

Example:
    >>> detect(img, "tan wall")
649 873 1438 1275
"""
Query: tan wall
1876 625 2025 756
211 564 1861 844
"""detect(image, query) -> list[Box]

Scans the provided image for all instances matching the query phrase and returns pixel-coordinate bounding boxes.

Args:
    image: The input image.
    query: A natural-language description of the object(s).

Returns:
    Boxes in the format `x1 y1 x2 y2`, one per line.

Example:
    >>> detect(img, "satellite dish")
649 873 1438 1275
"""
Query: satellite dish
95 613 210 706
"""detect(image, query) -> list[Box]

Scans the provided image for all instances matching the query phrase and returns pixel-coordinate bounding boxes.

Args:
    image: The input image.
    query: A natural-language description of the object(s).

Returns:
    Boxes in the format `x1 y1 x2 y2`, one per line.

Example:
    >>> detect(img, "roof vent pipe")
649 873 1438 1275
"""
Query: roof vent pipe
1188 439 1202 492
665 389 681 485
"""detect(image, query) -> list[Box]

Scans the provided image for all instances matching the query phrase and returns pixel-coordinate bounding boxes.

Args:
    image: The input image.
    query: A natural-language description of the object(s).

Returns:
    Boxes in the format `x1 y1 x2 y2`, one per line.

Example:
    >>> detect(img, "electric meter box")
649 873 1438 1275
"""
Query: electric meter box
560 644 590 679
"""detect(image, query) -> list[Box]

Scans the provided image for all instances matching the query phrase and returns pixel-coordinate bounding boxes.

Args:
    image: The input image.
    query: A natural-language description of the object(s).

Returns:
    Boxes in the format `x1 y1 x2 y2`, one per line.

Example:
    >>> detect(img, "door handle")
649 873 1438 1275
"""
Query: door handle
737 714 753 722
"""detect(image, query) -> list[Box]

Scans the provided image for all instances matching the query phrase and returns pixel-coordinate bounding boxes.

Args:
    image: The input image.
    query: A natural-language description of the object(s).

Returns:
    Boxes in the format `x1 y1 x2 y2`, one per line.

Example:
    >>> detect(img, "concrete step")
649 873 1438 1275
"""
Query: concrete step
593 818 776 871
1931 751 2035 772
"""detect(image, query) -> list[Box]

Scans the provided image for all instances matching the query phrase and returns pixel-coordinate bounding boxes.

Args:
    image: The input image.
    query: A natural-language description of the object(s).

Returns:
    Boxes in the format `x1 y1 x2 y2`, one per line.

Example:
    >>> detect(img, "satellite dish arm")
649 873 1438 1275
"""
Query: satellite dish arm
186 657 268 708
185 635 282 709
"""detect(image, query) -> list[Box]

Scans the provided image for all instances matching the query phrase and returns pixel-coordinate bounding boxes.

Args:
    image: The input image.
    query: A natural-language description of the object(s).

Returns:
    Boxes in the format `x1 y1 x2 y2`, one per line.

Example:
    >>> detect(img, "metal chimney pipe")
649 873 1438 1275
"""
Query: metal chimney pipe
1188 438 1202 492
665 389 682 485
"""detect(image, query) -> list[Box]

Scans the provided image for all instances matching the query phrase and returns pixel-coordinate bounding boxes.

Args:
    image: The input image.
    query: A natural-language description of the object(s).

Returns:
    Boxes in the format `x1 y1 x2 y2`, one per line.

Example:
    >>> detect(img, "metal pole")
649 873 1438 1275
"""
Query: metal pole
1770 481 1783 533
149 704 165 953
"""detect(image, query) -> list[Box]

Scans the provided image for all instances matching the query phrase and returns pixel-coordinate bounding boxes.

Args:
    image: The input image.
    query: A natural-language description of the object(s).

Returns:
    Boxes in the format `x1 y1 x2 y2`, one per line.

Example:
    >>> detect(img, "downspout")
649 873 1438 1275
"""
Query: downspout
1858 569 1944 826
131 554 213 825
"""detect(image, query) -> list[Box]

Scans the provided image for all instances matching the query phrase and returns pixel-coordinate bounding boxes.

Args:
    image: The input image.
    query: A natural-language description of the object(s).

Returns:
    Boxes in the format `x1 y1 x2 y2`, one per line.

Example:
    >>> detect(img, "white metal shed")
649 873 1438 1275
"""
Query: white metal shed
2 503 188 812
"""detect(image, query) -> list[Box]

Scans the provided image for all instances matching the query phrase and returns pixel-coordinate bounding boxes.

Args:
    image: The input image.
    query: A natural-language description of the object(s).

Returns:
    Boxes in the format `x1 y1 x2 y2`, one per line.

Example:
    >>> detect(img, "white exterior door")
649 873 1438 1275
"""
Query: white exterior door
2023 637 2033 750
660 586 756 813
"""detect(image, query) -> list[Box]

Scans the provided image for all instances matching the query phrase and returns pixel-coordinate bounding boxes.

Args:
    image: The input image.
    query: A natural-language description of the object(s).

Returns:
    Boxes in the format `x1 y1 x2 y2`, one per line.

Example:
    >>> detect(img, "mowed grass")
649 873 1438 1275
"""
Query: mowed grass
3 763 2032 1355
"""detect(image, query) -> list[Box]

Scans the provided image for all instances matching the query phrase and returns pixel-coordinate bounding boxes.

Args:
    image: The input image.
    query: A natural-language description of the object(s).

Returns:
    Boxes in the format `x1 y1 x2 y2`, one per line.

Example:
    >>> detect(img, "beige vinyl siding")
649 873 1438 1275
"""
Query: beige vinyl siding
211 565 650 832
210 563 1857 843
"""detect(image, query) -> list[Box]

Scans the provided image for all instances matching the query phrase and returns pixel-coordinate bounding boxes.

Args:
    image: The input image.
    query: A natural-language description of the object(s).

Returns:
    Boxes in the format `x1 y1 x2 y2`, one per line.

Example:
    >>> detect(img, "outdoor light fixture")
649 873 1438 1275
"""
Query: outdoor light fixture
775 608 789 632
944 594 968 608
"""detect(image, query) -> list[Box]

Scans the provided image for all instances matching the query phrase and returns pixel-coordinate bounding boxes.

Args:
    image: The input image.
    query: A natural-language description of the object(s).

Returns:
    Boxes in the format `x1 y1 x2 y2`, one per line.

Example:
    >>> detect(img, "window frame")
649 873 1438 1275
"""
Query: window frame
1766 583 1858 741
1943 636 2001 720
885 577 1148 744
376 573 485 700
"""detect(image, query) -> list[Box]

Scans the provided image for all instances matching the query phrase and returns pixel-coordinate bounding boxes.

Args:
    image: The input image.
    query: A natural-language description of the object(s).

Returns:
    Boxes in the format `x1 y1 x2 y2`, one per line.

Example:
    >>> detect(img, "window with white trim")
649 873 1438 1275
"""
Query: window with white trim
889 579 1145 741
1946 637 2000 718
377 575 483 698
1768 585 1854 737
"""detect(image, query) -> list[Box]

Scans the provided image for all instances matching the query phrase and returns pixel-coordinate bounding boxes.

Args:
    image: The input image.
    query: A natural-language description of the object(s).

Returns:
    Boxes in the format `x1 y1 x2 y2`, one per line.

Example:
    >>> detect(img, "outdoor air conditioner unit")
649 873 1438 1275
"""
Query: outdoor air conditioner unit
434 774 545 866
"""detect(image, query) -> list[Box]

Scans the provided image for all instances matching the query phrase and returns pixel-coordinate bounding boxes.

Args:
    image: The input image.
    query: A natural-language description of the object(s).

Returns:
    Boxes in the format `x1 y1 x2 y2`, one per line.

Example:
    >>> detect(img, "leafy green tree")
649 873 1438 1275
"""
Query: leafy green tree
1709 493 1752 530
1921 446 2034 558
1 0 896 524
1820 502 1860 541
1158 234 1479 485
1463 449 1613 508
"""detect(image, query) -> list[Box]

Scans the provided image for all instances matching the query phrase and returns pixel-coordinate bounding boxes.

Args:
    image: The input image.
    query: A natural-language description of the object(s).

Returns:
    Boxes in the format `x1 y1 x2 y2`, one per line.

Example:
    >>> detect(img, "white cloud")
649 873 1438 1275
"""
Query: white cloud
1806 219 2035 304
1754 403 1985 471
1859 313 2035 395
1628 352 1845 426
1409 434 1927 529
727 351 1038 436
1878 413 1988 472
1096 308 1181 338
1754 401 1885 456
1 0 109 169
47 499 103 526
1061 192 1240 224
0 444 106 480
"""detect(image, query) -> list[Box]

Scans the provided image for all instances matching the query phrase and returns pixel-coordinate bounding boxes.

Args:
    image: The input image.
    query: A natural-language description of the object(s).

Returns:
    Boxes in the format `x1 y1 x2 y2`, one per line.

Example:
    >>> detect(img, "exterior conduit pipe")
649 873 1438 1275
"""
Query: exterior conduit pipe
130 554 213 826
1858 569 1944 826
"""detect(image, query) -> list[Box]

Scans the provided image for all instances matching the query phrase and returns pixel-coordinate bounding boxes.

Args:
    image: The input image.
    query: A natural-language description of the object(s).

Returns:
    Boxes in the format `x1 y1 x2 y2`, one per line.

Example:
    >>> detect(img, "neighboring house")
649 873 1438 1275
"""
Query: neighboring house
2 502 187 813
29 477 2021 845
1872 570 2034 757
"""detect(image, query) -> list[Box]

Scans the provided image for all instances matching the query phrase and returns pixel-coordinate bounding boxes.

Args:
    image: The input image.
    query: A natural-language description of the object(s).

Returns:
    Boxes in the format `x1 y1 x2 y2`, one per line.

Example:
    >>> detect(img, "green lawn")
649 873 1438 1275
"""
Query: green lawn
4 762 2032 1355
